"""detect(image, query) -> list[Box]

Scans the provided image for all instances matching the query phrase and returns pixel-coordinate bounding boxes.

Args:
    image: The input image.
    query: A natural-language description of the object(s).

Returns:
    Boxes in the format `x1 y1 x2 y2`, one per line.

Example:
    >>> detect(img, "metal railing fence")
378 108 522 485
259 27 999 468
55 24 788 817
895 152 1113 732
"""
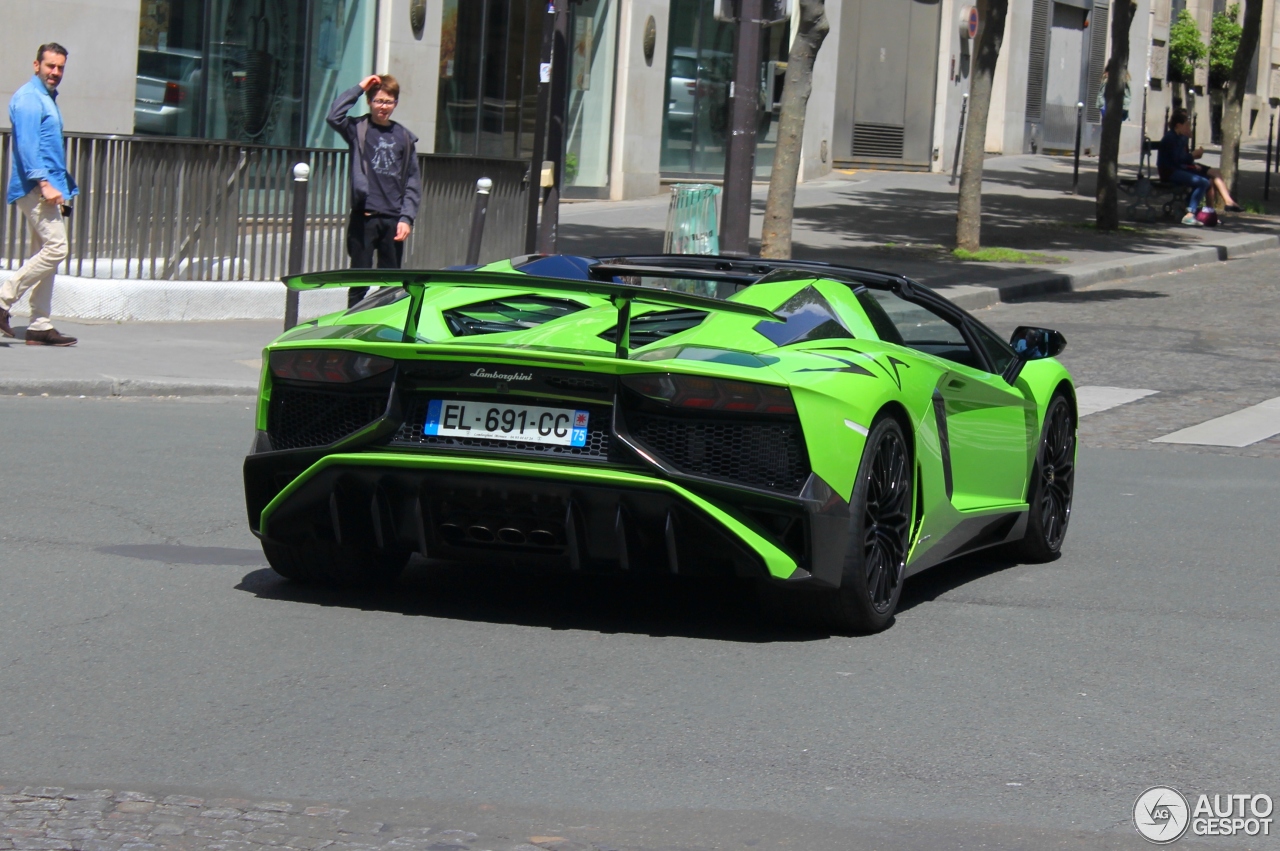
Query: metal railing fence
0 131 529 282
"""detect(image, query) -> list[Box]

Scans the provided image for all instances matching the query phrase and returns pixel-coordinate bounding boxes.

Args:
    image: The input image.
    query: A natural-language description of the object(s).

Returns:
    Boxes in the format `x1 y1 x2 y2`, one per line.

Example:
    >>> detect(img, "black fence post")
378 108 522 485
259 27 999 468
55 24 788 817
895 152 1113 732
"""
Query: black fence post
283 161 309 331
950 93 969 187
466 177 493 266
1070 101 1080 195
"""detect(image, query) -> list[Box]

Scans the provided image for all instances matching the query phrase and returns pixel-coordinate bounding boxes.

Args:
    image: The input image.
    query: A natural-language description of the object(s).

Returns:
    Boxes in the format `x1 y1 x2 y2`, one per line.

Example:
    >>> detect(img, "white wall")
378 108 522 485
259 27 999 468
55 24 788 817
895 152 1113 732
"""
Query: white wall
609 0 669 199
376 0 443 152
0 0 140 134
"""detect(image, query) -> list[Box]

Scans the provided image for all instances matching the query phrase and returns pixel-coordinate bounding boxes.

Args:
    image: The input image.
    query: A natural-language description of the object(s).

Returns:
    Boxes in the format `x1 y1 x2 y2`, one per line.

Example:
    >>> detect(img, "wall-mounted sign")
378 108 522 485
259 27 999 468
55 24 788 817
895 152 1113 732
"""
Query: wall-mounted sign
643 15 656 66
410 0 427 40
960 5 979 40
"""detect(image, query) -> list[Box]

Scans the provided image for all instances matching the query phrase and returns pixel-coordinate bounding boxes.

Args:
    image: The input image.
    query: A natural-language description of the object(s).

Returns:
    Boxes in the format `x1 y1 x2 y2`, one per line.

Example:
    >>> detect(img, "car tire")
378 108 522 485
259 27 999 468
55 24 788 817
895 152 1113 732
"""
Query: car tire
261 539 409 588
758 417 912 634
1010 393 1076 563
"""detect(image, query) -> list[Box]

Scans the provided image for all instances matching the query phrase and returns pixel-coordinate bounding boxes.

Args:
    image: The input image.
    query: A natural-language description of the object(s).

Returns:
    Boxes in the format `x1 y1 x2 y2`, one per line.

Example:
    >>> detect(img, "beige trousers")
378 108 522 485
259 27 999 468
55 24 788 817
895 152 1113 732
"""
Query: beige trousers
0 188 68 331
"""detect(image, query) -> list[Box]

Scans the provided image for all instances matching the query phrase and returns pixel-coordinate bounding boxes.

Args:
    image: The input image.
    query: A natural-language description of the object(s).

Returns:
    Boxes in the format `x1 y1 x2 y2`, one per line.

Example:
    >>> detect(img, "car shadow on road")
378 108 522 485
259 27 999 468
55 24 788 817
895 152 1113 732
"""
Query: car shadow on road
896 549 1024 615
236 560 834 643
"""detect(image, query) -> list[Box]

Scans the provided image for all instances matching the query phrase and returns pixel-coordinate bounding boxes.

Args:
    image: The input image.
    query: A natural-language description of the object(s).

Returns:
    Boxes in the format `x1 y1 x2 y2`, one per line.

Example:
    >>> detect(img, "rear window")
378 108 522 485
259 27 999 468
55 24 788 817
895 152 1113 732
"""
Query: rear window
137 50 199 81
670 57 697 80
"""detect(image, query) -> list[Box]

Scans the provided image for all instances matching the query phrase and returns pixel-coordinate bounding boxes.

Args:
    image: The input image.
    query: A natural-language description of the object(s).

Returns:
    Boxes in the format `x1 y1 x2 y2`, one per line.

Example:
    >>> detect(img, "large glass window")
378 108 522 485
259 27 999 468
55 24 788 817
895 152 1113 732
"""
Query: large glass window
436 0 543 158
659 0 788 179
133 0 376 148
564 0 618 195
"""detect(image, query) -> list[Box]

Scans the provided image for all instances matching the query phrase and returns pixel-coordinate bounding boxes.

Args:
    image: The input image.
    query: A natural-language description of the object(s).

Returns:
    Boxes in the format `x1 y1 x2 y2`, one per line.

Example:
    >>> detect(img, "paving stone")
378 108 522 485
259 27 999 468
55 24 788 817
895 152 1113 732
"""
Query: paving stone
63 794 111 803
112 806 153 817
208 802 252 811
17 802 63 813
13 839 73 851
159 798 202 811
71 840 120 851
20 789 65 800
197 812 242 821
111 797 153 807
249 806 291 816
147 827 183 839
300 810 346 821
237 814 278 826
0 829 44 840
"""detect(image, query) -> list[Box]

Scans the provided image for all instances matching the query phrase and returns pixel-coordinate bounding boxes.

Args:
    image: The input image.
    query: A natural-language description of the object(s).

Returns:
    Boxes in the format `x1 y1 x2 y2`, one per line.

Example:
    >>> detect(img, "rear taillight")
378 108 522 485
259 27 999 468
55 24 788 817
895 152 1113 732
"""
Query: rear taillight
270 349 394 383
622 374 796 415
163 81 185 105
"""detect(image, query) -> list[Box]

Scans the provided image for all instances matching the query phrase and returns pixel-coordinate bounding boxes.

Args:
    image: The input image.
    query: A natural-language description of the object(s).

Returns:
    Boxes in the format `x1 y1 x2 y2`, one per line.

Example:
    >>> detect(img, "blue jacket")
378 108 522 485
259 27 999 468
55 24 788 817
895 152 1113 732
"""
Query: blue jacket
7 76 77 205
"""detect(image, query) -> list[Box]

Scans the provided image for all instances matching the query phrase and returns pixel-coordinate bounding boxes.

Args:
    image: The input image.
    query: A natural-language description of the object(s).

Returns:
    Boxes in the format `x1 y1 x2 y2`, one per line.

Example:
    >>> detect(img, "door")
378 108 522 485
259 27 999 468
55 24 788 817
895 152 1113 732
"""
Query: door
859 289 1032 509
1042 2 1088 150
934 366 1031 508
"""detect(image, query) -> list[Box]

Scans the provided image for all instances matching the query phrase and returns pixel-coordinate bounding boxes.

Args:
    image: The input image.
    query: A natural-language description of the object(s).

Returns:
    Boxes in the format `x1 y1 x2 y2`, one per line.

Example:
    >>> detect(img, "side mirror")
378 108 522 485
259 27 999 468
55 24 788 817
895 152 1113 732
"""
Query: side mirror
1003 326 1067 384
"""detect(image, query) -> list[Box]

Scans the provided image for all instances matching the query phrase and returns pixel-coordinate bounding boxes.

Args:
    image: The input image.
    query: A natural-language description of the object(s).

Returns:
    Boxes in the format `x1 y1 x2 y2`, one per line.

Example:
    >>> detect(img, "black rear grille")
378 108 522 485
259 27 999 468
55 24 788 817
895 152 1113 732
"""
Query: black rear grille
268 385 389 451
627 412 809 494
391 396 614 460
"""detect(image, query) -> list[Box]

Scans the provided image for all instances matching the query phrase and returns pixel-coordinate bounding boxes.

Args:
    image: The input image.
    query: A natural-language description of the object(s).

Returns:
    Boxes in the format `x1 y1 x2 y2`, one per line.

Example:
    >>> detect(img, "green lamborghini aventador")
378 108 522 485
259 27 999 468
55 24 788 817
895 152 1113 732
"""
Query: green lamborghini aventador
244 254 1076 633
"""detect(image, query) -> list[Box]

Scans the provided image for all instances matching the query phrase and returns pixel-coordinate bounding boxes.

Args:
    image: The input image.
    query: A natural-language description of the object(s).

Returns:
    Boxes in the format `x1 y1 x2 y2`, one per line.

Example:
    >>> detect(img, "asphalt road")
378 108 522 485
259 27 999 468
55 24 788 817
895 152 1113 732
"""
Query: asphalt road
2 255 1279 851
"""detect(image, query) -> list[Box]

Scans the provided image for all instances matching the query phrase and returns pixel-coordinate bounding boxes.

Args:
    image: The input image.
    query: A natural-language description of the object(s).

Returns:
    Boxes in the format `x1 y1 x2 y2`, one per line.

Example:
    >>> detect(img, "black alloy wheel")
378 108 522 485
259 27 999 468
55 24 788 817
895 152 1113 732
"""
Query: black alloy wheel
1012 394 1075 562
862 422 912 612
807 416 914 634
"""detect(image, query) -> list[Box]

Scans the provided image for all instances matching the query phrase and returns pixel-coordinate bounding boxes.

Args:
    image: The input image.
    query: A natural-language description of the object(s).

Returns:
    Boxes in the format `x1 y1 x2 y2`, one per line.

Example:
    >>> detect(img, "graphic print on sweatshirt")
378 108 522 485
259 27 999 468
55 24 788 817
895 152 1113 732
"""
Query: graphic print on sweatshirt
362 122 405 216
370 134 400 176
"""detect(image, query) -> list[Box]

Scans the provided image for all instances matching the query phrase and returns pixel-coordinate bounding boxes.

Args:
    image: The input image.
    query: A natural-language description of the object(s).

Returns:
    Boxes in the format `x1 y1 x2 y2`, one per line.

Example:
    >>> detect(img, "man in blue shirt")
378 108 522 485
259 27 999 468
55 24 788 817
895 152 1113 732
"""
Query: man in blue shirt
0 43 78 346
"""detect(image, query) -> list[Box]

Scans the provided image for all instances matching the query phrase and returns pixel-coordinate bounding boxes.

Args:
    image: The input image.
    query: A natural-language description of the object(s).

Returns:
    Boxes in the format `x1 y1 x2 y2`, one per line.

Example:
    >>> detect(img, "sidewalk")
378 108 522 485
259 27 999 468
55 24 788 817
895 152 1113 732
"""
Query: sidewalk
0 320 272 396
2 144 1277 396
560 144 1280 309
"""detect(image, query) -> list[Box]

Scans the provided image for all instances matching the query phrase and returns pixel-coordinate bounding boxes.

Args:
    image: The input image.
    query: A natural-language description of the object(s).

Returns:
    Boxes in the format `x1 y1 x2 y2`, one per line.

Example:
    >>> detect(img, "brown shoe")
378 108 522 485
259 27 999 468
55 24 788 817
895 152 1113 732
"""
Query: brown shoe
25 327 78 347
0 307 13 338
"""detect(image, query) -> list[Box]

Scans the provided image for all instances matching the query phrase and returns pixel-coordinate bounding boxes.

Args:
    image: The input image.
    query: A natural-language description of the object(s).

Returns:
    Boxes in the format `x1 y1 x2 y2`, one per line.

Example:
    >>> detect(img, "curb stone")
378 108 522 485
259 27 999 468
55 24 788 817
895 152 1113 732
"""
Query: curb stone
976 232 1280 304
0 379 258 398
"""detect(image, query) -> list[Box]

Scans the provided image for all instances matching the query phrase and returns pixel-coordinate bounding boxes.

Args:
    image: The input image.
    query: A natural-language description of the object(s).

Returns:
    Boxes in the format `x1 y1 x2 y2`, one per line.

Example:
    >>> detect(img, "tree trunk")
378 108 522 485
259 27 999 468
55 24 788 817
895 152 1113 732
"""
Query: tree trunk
1219 0 1263 192
1096 0 1136 231
955 0 1010 252
760 0 830 259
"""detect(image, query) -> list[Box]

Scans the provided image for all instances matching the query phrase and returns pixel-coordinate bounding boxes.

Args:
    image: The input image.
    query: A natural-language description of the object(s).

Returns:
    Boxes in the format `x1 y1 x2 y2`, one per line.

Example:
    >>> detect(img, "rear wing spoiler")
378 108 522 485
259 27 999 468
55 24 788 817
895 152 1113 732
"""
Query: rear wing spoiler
282 268 782 357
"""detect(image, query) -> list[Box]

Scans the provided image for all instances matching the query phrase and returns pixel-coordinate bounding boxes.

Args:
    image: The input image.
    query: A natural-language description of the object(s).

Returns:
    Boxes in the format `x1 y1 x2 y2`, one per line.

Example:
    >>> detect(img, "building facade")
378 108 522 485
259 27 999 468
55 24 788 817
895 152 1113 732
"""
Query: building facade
5 0 1280 202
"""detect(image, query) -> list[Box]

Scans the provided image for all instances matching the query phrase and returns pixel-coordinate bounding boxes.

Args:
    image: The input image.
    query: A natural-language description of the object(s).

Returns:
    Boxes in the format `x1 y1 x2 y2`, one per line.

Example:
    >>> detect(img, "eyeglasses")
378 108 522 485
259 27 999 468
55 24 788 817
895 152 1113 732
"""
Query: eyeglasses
371 98 397 106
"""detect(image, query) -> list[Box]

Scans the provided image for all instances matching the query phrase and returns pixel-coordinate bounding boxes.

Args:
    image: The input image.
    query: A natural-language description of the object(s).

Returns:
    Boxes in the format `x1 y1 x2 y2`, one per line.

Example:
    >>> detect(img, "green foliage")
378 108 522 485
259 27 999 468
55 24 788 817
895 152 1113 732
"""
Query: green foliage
1210 4 1242 89
952 247 1068 264
1168 9 1208 83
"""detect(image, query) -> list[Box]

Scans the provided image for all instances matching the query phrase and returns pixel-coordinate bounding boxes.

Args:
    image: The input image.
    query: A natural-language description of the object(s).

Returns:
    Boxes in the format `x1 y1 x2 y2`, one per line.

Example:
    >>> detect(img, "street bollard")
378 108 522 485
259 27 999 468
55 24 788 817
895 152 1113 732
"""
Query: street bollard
949 93 969 187
1266 115 1274 200
1071 102 1083 196
283 162 310 331
465 177 493 266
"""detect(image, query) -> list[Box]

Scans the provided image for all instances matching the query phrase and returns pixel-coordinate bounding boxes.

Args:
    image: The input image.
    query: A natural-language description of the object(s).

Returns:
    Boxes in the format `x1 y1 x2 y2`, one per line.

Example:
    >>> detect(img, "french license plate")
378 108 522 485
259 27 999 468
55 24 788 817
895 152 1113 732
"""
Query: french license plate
424 400 589 447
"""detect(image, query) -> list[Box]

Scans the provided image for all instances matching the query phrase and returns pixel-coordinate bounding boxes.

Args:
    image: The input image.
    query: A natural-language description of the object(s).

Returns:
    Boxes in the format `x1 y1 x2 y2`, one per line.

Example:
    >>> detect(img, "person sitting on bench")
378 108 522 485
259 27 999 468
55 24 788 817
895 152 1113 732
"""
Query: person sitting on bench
1157 109 1243 225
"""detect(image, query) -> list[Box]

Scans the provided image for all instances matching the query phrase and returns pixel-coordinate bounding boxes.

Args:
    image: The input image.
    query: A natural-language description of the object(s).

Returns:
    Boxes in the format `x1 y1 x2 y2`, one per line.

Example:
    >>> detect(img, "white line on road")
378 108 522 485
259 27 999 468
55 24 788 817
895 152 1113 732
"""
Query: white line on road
1151 396 1280 447
1076 386 1159 417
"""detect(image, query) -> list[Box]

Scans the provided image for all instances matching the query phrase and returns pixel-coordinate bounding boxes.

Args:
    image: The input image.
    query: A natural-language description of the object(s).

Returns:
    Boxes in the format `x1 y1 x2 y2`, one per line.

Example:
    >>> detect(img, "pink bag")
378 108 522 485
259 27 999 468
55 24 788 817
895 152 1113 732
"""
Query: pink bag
1195 208 1219 227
